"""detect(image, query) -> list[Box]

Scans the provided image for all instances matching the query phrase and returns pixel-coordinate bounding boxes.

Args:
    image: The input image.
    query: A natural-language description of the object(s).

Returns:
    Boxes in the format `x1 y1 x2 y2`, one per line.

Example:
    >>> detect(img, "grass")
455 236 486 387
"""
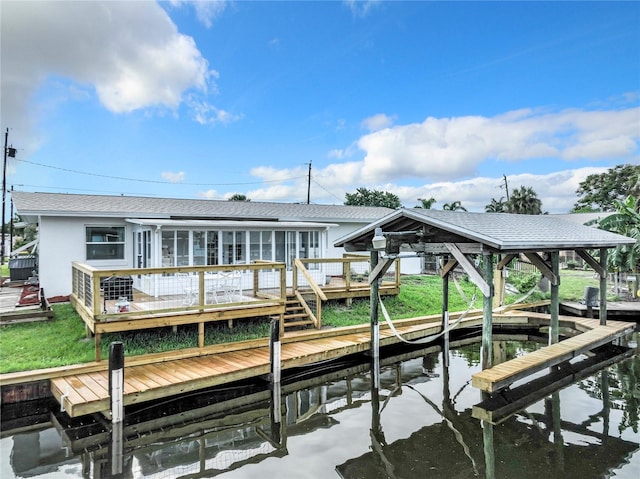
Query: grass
0 271 614 374
323 274 479 328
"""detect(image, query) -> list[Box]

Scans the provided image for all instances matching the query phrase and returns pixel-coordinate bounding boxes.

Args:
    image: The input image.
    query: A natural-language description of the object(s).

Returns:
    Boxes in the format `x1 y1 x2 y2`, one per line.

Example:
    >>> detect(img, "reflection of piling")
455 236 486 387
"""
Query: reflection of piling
482 421 495 479
109 341 124 477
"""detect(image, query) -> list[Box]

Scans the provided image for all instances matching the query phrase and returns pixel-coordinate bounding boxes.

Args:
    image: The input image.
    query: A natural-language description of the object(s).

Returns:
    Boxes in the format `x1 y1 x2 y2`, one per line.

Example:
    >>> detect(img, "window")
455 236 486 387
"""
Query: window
207 230 219 265
250 231 274 262
222 231 246 264
299 231 320 269
86 226 125 260
161 230 175 267
176 230 189 266
193 231 206 265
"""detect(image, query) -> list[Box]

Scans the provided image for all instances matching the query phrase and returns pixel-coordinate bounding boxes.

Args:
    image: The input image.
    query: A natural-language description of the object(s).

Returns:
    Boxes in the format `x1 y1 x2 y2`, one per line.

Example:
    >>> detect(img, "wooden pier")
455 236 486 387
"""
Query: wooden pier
471 316 635 393
560 300 640 321
1 310 634 418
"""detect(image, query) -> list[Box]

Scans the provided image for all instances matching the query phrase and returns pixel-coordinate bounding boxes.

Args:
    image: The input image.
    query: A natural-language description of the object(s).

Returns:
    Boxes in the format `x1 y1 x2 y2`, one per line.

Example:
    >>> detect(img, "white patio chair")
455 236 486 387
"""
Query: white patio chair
222 271 242 302
176 273 196 306
205 272 227 304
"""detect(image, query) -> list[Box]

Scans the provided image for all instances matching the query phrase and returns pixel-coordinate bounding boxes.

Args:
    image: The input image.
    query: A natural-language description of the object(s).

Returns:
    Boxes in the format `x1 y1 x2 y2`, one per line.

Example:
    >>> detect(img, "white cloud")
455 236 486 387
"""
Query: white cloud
1 0 225 152
355 107 640 182
197 189 220 199
161 171 186 183
168 0 229 28
361 113 396 132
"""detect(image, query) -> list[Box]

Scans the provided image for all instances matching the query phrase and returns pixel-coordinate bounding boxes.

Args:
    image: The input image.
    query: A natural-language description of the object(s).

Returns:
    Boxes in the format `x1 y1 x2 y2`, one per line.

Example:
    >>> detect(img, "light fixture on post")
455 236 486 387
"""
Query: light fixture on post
2 128 17 266
371 227 387 251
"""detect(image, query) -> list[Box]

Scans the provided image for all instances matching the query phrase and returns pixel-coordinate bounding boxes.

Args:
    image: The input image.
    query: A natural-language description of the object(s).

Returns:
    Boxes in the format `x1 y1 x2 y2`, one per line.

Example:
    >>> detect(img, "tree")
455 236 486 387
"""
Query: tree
228 193 250 202
485 197 507 213
597 195 640 296
416 197 436 209
344 188 401 209
506 186 543 214
573 164 640 212
442 201 467 211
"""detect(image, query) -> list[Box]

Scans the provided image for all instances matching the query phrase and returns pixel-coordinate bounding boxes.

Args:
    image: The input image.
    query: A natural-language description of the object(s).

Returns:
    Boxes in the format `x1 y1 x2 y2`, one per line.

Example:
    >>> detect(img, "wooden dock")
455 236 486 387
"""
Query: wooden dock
471 317 635 393
560 300 640 321
1 310 635 418
48 317 447 418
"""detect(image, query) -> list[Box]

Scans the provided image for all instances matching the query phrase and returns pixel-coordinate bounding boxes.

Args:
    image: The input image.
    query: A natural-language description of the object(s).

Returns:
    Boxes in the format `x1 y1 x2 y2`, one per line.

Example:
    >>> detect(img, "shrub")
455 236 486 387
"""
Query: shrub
508 271 539 294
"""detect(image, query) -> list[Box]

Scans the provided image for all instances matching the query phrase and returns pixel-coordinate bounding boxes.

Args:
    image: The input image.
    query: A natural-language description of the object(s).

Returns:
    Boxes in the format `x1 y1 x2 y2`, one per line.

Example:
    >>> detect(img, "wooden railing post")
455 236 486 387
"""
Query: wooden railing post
92 271 101 318
344 259 351 292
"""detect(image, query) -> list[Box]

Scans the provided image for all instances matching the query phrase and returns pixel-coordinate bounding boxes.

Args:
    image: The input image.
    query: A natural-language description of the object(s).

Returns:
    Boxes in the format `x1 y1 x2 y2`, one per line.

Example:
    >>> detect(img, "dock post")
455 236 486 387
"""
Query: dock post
442 267 450 368
599 248 608 326
481 253 494 370
370 250 380 390
108 341 124 477
270 317 281 384
550 252 560 345
269 316 283 448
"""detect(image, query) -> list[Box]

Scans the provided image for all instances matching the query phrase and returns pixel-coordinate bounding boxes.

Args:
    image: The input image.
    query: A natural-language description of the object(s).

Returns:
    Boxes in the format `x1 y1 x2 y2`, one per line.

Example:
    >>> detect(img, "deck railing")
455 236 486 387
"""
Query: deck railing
294 255 400 295
71 261 287 323
293 259 328 328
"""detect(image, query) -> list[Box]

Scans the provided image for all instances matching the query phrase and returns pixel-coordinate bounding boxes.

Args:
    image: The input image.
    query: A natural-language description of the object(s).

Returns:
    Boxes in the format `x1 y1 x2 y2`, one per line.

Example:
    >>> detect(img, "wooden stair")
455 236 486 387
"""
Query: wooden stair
282 295 315 331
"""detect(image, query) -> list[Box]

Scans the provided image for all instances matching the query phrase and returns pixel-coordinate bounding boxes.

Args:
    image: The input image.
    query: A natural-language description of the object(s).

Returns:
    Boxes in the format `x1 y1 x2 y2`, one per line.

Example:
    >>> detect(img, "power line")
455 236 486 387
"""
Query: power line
15 158 306 186
311 178 344 203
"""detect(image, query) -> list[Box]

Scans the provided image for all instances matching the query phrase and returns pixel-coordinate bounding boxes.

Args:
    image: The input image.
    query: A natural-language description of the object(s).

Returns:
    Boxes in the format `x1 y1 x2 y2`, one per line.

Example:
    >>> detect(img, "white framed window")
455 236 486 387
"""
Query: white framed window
86 226 125 260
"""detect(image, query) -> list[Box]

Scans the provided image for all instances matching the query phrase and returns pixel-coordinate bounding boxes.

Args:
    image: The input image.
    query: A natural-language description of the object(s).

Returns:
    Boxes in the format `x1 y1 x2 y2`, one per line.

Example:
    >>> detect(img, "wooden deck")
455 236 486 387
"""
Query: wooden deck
5 311 626 418
471 317 635 393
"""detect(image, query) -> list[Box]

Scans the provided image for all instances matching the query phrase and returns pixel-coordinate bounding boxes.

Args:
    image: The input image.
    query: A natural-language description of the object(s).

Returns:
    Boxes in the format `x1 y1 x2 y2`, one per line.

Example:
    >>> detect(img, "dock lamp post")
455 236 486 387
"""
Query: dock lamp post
2 128 17 266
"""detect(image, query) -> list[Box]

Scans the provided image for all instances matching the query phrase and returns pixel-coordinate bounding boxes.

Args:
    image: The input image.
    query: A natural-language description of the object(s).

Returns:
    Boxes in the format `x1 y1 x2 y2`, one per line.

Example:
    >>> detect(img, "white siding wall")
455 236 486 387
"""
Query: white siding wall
39 217 132 297
40 218 420 298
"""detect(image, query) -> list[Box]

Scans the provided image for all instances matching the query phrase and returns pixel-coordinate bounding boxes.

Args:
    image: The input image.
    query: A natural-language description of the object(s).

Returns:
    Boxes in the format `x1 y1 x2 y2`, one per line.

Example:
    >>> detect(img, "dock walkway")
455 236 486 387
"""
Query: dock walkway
471 317 635 393
49 317 448 418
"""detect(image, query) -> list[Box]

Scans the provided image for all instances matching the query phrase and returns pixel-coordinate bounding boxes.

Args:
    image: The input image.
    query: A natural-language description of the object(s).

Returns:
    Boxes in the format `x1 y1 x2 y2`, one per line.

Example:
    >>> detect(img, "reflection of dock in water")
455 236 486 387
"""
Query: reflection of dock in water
4 330 635 479
337 343 637 479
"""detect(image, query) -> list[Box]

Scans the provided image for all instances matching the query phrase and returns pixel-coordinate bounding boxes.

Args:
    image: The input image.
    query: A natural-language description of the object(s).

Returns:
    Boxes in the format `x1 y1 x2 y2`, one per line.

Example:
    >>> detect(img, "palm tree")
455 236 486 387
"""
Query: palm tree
506 186 542 214
597 195 640 297
442 201 467 211
485 197 506 213
417 197 436 209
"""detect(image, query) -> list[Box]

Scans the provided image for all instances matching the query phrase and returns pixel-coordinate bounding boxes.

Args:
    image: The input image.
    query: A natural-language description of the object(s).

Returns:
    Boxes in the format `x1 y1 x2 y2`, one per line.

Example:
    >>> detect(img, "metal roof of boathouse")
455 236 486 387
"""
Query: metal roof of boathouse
335 208 635 252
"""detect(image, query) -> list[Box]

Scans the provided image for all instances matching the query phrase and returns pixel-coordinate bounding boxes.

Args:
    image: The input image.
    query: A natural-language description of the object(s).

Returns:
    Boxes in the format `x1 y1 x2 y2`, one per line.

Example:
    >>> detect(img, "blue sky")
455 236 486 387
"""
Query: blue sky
1 0 639 215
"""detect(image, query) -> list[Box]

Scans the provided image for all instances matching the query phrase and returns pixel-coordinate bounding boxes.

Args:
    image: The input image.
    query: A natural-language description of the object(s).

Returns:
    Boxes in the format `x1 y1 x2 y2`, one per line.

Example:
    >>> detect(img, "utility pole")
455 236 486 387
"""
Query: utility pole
306 160 312 204
2 128 17 266
501 174 510 201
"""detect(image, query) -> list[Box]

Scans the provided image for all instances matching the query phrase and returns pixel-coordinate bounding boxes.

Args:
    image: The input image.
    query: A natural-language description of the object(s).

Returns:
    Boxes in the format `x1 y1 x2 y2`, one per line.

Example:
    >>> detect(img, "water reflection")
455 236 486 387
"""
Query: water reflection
1 333 638 479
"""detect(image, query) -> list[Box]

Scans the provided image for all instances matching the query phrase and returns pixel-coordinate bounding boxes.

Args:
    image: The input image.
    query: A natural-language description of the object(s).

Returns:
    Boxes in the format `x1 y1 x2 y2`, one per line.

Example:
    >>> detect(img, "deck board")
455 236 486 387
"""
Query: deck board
47 313 635 417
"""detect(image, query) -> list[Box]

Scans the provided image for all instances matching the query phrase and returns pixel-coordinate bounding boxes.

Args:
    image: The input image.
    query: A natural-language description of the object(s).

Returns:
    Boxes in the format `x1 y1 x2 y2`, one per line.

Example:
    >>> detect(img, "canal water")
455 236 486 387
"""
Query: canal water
1 331 638 479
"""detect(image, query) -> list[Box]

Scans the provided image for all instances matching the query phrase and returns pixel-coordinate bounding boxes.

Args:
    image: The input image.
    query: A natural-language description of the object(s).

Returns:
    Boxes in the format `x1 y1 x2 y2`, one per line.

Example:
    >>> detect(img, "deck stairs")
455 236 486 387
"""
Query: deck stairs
282 294 315 331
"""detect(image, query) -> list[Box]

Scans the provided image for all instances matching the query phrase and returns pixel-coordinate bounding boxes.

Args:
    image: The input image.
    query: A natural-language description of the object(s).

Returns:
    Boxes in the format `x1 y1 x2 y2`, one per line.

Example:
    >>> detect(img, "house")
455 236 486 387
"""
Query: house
11 192 414 298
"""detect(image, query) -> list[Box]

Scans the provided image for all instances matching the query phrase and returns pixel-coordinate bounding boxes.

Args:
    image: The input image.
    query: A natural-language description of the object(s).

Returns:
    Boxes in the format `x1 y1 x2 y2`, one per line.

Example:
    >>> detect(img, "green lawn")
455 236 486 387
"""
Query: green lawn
0 271 610 374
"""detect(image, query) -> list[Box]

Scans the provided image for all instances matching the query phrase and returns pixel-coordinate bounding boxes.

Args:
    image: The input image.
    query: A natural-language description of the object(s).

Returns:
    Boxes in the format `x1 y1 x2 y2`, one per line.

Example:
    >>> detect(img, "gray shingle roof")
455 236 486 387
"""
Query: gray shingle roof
335 208 635 252
11 191 393 223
